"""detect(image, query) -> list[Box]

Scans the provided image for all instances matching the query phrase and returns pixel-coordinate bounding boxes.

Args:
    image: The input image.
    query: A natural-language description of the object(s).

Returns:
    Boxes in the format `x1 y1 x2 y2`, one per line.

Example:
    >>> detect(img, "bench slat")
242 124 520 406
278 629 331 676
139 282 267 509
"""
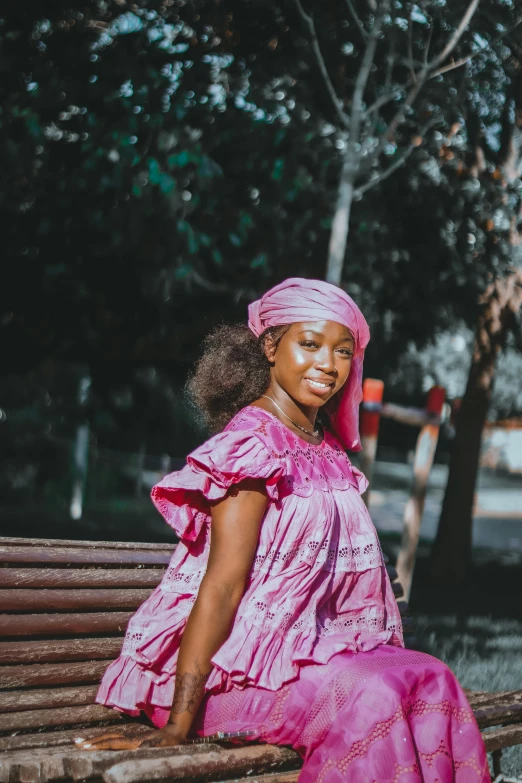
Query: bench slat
0 546 171 566
0 684 99 712
0 702 122 733
467 690 522 708
0 637 123 664
483 723 522 753
0 569 164 589
0 611 132 637
0 537 174 551
0 723 153 752
474 701 522 730
0 588 152 612
212 774 300 783
0 660 112 689
391 582 403 598
0 740 222 783
103 744 302 783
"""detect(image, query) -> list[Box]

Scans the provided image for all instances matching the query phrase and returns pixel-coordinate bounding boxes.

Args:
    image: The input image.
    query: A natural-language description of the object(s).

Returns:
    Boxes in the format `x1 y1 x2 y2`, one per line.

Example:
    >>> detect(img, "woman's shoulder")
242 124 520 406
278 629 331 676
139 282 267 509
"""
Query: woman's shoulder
224 405 274 437
187 407 279 473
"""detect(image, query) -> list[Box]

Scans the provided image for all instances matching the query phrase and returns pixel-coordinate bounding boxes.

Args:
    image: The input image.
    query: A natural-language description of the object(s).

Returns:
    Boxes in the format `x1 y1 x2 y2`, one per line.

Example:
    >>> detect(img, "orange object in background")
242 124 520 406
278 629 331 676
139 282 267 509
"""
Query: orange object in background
360 378 384 438
360 379 384 508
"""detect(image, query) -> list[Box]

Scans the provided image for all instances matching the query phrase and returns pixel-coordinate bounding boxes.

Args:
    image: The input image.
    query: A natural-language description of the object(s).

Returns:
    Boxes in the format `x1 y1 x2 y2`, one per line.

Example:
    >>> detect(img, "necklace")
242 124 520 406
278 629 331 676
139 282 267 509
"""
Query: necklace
261 395 321 439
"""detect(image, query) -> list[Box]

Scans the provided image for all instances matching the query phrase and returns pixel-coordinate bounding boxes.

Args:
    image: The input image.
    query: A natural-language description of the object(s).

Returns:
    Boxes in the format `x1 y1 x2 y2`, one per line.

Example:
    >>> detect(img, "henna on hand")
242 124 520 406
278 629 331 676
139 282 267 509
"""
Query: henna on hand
171 658 211 716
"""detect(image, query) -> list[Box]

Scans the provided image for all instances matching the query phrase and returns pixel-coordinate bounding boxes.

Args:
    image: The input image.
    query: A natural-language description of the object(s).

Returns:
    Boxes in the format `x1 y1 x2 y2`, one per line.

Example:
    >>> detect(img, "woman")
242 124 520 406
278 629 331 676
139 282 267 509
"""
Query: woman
78 278 490 782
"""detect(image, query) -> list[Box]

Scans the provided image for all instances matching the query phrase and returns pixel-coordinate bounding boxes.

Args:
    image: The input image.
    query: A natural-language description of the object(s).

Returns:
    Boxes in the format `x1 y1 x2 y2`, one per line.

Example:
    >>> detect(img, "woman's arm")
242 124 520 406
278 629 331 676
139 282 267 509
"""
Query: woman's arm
166 477 268 740
78 478 268 751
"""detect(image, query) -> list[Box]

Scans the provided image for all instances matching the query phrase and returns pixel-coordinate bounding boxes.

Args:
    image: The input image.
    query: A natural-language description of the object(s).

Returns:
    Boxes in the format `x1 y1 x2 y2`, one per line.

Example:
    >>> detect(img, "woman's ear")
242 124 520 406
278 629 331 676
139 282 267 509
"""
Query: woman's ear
262 333 277 365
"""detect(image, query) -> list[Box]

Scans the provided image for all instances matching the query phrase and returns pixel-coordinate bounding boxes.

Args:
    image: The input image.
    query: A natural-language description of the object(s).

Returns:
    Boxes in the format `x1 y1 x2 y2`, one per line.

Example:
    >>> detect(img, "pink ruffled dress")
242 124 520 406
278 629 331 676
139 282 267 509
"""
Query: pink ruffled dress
97 406 490 782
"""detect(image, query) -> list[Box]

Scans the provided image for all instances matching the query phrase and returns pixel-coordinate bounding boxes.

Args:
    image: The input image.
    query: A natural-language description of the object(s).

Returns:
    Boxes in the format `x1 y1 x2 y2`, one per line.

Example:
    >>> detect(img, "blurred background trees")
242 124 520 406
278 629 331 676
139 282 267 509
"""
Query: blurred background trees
1 1 521 565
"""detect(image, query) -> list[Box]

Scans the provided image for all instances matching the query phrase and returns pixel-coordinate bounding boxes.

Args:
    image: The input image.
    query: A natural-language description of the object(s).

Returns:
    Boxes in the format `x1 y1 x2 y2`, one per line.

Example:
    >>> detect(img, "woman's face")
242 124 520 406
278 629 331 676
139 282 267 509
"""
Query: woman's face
266 320 354 408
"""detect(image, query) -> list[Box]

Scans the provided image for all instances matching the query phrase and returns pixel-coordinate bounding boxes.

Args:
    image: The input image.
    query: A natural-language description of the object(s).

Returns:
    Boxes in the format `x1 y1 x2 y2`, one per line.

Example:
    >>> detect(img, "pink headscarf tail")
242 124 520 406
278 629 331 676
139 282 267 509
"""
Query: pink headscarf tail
247 278 370 451
247 300 263 338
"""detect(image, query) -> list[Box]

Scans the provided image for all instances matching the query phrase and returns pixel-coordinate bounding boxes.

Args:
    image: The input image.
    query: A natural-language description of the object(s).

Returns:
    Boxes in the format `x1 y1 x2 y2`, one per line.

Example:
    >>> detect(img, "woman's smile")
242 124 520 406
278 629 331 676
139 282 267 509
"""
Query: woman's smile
303 377 336 396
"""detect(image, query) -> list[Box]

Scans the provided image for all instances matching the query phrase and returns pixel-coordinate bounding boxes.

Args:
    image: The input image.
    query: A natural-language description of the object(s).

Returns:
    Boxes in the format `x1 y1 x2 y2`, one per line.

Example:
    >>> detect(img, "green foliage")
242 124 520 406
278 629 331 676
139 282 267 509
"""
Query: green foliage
1 0 521 497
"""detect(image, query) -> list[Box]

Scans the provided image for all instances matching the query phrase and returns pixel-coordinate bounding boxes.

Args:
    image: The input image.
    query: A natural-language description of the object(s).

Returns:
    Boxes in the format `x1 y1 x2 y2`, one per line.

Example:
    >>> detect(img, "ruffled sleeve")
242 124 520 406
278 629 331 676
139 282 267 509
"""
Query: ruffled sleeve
151 429 285 542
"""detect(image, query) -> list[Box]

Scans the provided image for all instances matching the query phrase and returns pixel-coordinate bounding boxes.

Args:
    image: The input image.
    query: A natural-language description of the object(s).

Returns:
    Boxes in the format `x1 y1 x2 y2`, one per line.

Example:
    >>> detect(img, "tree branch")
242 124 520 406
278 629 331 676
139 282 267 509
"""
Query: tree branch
356 119 440 196
355 145 415 196
365 0 480 167
363 88 402 119
349 0 389 144
428 0 480 71
407 8 416 84
430 52 476 78
292 0 350 128
423 20 434 65
344 0 367 43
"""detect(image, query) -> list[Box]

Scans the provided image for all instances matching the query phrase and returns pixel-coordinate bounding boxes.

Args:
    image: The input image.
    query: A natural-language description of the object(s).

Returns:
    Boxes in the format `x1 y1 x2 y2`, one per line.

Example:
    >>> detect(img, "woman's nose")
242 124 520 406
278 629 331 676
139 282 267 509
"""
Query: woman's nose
315 349 337 373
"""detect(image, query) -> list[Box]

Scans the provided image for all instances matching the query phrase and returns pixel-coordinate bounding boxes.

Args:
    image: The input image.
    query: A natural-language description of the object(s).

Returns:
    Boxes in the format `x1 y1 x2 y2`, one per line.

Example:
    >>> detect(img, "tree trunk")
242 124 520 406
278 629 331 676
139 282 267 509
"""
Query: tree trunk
325 149 356 286
430 271 522 583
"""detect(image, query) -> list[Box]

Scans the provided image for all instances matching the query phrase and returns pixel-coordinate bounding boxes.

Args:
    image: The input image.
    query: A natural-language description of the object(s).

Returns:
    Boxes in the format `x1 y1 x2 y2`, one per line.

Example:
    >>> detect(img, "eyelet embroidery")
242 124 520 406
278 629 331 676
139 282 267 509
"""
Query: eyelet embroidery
251 537 383 575
226 408 365 496
235 601 401 642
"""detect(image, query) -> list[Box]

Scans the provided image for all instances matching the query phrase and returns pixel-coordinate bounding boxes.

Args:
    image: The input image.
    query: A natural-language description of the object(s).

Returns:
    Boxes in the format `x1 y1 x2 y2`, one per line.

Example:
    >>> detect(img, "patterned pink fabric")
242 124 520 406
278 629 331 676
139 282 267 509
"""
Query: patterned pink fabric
193 646 490 782
96 405 490 780
96 406 402 711
247 277 370 451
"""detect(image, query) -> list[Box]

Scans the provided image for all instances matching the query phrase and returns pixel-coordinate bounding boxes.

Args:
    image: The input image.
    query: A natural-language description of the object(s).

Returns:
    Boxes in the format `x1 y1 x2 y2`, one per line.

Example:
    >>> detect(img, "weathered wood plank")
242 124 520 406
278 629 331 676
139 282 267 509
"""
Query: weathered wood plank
467 690 522 708
483 724 522 753
0 724 152 752
0 546 171 566
209 774 300 783
474 701 522 729
0 569 164 589
391 581 404 598
0 703 123 733
0 588 151 612
103 745 302 783
0 611 132 637
396 600 410 616
0 637 124 664
0 537 174 552
0 684 99 713
0 660 111 689
0 742 223 783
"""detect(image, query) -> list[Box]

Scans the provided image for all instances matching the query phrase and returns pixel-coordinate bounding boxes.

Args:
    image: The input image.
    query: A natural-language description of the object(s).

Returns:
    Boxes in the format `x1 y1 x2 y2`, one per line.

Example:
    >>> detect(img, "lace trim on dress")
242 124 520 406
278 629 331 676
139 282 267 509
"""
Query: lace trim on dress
251 537 383 575
236 601 400 641
226 409 368 496
160 565 205 593
121 621 152 657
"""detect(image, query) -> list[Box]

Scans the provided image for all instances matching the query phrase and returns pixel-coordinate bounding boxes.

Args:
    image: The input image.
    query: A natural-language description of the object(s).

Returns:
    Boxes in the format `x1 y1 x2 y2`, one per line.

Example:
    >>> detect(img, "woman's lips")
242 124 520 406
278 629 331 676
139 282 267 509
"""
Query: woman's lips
304 378 335 396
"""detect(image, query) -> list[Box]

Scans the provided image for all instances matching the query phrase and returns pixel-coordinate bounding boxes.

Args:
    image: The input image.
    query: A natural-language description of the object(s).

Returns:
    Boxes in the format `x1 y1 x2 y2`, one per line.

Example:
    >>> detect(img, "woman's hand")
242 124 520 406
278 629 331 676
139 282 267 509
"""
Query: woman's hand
74 723 186 751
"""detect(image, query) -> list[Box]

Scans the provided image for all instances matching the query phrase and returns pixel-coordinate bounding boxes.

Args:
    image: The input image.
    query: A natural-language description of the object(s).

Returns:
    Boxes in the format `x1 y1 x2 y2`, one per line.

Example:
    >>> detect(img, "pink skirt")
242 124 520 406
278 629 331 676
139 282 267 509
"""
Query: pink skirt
100 645 489 782
189 646 490 783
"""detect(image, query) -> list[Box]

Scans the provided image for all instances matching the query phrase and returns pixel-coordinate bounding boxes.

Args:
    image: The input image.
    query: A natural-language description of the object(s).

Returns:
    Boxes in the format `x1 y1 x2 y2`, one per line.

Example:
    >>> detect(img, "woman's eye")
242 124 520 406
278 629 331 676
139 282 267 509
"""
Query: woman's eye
299 340 318 349
338 349 354 358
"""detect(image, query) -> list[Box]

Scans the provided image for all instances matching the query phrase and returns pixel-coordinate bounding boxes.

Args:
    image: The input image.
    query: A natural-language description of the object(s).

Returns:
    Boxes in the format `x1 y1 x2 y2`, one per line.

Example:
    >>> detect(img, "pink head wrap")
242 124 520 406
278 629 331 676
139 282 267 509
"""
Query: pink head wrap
248 277 370 451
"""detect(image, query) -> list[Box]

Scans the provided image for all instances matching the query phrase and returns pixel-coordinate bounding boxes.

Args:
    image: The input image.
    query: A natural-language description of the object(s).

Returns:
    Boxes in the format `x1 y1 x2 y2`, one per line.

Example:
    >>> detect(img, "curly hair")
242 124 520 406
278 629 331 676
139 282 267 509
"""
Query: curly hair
187 323 289 433
187 323 343 435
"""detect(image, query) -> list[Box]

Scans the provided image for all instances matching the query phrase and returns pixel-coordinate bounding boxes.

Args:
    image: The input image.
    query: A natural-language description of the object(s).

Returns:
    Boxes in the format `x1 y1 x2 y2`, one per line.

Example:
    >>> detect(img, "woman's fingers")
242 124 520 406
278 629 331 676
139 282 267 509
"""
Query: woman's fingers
74 732 124 745
75 733 146 751
74 729 184 751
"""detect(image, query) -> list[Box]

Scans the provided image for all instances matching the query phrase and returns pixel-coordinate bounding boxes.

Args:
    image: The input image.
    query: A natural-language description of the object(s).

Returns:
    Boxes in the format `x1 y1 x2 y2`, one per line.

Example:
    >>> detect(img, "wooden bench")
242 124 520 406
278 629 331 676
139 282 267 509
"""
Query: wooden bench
0 536 520 782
